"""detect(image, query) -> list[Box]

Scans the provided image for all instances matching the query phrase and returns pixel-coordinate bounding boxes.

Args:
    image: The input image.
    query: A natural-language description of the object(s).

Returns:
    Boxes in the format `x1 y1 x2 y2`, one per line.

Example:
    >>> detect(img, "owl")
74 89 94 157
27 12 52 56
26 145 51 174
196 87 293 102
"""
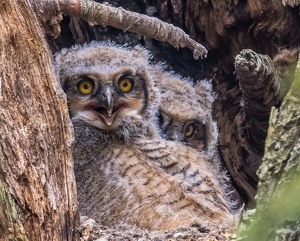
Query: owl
156 70 218 156
55 41 234 232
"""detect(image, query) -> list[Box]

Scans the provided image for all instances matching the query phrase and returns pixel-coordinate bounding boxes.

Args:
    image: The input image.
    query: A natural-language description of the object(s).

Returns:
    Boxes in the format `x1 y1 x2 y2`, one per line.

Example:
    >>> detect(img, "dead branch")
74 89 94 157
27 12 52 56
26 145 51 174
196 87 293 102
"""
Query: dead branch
282 0 300 6
79 0 207 59
30 0 207 59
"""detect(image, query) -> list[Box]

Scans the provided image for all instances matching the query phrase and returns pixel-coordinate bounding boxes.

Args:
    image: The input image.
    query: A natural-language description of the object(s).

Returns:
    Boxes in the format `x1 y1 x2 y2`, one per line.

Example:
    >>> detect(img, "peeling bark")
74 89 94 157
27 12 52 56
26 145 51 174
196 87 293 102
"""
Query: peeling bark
0 0 79 240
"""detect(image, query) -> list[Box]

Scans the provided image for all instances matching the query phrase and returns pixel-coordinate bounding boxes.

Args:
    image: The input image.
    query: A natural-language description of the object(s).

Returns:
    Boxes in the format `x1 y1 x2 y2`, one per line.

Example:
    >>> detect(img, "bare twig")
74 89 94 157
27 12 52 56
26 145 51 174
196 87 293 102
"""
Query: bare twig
282 0 300 6
30 0 207 58
58 0 207 59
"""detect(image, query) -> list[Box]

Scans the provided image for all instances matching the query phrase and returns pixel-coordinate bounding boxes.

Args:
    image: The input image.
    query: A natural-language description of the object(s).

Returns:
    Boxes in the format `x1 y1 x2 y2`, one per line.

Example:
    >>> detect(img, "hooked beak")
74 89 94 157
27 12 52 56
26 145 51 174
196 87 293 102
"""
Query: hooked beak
92 85 127 128
101 85 114 117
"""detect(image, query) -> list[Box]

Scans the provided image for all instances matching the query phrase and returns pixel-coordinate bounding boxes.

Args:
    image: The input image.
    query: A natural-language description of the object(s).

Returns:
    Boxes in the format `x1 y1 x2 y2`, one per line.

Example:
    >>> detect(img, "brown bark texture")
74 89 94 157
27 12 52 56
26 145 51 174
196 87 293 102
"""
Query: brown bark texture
0 0 79 240
48 0 300 204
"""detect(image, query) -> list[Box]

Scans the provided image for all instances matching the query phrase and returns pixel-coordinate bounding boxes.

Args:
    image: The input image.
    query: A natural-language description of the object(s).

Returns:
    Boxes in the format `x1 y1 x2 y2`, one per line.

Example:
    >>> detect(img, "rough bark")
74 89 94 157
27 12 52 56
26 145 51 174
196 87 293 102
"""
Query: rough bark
0 1 79 240
238 56 300 241
189 0 300 203
29 0 63 37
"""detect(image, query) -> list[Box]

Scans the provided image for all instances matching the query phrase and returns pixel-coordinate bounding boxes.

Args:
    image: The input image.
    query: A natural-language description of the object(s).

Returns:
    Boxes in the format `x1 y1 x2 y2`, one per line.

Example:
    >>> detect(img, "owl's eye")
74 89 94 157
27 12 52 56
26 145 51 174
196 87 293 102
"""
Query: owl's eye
118 78 133 93
183 120 207 150
184 123 195 138
78 80 94 95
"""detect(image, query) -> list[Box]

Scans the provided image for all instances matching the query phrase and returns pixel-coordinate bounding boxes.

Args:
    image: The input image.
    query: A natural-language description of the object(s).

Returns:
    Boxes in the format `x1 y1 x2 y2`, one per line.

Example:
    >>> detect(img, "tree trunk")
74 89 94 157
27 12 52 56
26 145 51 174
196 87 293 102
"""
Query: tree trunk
0 1 79 240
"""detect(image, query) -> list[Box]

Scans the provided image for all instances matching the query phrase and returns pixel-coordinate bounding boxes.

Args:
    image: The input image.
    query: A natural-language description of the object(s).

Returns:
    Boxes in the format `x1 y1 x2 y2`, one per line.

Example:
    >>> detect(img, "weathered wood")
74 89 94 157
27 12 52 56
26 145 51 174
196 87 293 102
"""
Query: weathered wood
29 0 207 58
0 0 79 240
79 0 207 59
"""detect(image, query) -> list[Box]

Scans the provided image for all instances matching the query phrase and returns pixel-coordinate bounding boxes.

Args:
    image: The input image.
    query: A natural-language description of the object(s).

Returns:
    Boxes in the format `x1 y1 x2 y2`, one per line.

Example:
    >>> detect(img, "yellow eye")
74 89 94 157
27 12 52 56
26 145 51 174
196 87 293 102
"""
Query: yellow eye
78 80 94 95
118 79 133 93
184 124 195 138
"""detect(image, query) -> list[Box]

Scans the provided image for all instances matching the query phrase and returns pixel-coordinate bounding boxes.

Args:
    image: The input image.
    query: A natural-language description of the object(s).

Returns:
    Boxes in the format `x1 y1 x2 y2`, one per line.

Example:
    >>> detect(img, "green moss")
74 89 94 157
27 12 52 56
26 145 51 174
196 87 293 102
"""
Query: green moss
0 181 18 223
0 181 29 241
239 174 300 241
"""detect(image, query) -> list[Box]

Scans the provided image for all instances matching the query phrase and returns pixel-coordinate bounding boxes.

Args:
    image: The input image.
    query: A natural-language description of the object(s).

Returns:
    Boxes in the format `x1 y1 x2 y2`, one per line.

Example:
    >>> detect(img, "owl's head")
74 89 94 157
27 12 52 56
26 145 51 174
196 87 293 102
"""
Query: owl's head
54 41 160 135
157 72 218 153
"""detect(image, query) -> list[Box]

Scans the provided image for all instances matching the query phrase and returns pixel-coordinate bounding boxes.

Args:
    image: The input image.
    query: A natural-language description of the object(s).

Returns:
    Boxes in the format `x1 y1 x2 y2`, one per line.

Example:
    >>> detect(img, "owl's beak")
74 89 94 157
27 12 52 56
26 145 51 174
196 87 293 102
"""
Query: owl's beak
101 86 114 117
166 126 182 141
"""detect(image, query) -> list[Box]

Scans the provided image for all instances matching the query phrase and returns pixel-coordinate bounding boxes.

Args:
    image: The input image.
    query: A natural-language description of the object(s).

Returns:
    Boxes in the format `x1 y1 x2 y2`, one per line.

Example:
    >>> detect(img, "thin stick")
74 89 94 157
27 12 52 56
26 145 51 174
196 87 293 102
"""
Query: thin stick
62 0 208 59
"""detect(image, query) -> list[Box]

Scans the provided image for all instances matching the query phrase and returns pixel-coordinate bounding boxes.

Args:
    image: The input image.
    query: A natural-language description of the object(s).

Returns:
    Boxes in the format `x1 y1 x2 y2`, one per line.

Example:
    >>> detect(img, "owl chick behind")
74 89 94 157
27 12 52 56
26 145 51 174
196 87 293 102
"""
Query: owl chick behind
156 70 218 157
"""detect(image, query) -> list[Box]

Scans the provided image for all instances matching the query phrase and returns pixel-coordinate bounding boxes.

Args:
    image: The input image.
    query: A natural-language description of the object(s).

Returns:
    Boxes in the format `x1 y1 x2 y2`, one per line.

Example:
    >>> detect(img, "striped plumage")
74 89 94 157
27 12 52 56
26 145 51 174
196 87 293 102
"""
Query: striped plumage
55 41 233 231
73 121 232 230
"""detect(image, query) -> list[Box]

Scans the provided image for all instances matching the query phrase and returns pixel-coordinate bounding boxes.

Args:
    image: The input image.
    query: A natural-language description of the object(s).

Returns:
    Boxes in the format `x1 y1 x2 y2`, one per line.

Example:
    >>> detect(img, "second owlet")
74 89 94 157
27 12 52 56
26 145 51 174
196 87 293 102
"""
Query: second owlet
55 41 234 232
156 71 218 156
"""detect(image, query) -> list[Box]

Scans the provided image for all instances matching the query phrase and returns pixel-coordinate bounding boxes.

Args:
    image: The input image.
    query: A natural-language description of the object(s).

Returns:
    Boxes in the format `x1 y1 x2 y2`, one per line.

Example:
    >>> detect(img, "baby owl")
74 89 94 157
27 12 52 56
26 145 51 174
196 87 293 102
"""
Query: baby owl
55 41 233 231
156 70 218 156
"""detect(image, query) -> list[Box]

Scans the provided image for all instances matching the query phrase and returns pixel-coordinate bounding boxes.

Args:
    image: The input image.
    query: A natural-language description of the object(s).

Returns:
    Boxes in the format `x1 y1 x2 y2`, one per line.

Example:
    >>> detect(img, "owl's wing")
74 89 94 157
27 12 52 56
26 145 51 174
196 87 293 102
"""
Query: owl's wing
133 137 231 216
75 141 231 230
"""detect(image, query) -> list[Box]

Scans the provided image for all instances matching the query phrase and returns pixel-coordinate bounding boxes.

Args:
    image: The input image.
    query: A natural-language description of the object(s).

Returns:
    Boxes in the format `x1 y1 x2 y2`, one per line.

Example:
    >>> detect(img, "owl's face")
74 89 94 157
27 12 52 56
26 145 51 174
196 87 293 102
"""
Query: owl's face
63 67 147 130
55 42 159 132
156 72 217 152
158 111 207 150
